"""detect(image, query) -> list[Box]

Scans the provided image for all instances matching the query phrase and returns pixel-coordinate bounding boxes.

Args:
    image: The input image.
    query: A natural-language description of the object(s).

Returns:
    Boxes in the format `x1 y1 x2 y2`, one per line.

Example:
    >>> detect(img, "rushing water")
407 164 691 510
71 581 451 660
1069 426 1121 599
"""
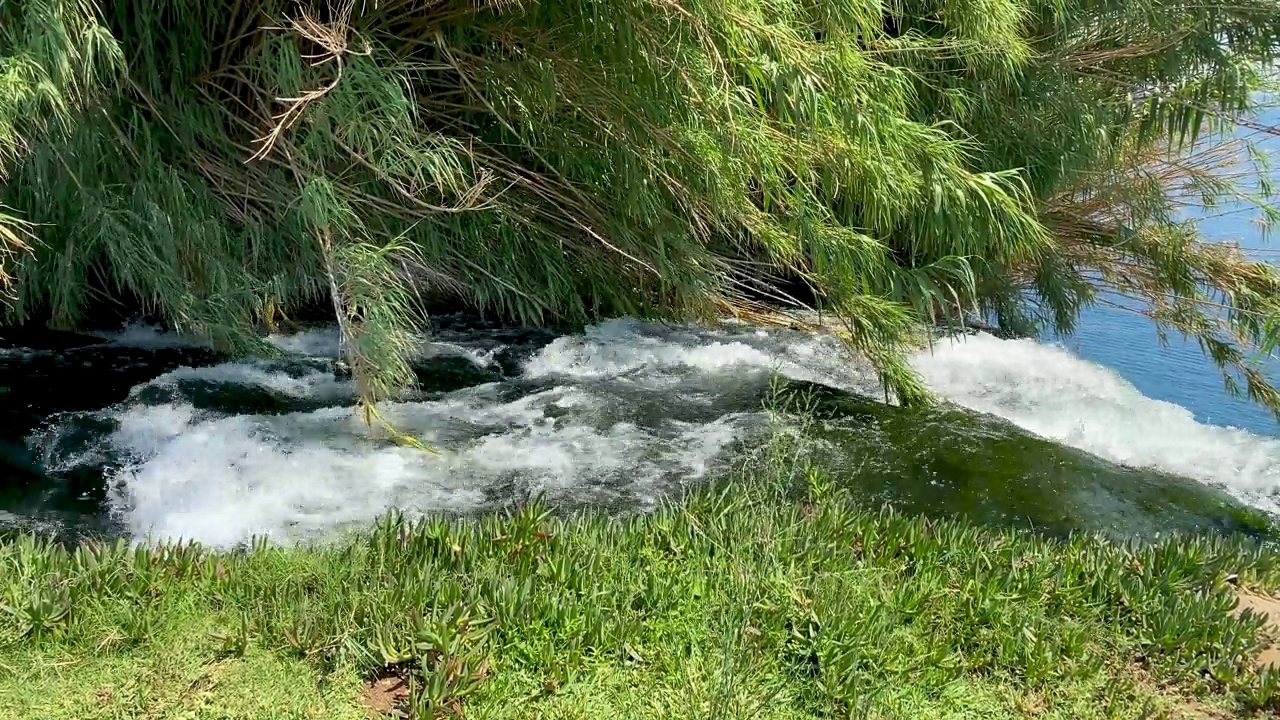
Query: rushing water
4 115 1277 548
2 314 1278 547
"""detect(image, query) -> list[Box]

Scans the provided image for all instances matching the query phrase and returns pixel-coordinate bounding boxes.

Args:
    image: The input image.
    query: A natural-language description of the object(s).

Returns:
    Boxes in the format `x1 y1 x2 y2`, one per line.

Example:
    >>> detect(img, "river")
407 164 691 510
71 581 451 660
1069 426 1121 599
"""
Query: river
1063 106 1280 435
1 112 1278 547
1 312 1277 547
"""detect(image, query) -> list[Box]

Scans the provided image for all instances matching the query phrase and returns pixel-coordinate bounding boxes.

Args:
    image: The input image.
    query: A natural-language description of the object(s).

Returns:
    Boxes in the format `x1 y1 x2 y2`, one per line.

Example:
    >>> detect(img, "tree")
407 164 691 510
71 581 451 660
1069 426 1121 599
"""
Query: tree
1 0 1278 414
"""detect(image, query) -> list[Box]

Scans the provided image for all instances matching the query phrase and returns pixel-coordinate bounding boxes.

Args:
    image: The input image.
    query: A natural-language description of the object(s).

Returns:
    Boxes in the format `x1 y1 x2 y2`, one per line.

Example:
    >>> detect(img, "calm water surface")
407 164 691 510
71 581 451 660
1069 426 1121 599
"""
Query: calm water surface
1061 108 1280 436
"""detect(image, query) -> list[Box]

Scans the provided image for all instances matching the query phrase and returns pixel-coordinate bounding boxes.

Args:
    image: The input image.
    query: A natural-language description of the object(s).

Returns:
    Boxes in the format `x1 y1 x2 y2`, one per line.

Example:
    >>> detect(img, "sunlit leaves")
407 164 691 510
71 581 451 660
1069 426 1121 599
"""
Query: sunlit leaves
0 0 1278 413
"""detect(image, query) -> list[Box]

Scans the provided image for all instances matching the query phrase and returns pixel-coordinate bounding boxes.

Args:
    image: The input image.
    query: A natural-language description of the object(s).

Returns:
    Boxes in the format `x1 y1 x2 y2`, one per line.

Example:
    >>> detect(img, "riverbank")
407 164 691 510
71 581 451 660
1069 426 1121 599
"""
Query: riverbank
2 476 1279 719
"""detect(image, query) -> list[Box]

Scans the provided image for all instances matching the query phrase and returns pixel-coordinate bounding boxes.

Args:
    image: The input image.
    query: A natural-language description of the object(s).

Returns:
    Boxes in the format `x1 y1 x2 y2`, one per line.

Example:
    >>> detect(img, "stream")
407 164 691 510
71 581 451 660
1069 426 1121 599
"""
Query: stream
2 315 1279 546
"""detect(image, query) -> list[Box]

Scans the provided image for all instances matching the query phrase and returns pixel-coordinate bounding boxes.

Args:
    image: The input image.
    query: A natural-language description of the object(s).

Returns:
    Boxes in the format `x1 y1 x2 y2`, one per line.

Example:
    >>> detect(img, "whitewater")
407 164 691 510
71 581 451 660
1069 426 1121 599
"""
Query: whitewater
14 318 1280 546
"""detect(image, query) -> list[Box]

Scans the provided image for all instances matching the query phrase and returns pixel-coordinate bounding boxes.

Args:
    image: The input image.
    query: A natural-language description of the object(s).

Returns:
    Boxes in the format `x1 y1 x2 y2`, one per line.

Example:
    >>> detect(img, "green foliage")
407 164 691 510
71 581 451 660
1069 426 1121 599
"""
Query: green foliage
0 0 1278 412
3 477 1280 718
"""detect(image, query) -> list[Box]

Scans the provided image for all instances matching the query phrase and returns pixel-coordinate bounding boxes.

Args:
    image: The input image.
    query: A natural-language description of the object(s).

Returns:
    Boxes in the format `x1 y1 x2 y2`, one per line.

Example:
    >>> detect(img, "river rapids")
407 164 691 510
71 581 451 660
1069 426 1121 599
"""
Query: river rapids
2 316 1278 546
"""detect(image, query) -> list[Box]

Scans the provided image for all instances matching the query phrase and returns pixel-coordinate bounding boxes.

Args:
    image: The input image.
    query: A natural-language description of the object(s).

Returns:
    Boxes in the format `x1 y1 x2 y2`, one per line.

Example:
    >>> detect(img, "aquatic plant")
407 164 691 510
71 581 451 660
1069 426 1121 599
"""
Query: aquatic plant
1 0 1278 413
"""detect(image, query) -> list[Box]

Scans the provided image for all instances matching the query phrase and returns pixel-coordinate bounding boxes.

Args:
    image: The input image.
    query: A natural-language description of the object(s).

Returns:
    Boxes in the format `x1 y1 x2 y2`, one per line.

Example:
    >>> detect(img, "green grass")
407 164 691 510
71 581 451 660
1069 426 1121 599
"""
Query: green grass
3 474 1280 719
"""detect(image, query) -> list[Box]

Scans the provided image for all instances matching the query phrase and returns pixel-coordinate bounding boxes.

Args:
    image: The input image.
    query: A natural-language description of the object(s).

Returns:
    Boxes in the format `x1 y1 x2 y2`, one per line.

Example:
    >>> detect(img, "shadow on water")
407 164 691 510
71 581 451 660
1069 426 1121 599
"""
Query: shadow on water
0 319 1275 545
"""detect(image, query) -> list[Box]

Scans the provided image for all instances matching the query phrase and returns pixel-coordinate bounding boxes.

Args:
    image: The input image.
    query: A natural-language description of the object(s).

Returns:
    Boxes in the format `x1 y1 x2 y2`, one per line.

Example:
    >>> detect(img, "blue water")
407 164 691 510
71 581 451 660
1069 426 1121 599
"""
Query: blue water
1059 108 1279 436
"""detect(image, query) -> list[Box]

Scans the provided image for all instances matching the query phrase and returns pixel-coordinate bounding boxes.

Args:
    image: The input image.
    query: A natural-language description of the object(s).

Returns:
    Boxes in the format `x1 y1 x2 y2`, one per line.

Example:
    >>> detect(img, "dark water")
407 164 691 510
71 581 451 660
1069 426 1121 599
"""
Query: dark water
775 381 1274 539
0 316 1274 547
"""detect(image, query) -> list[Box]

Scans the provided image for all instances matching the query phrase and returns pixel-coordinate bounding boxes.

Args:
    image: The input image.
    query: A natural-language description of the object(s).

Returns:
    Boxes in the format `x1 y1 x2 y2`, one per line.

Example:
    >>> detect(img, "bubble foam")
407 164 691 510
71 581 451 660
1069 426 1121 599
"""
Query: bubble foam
912 332 1280 511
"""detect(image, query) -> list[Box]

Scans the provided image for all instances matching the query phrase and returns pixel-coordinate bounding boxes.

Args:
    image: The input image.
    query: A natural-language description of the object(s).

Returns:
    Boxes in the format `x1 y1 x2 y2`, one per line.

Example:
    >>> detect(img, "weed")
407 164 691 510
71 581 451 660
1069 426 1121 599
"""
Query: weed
2 475 1280 718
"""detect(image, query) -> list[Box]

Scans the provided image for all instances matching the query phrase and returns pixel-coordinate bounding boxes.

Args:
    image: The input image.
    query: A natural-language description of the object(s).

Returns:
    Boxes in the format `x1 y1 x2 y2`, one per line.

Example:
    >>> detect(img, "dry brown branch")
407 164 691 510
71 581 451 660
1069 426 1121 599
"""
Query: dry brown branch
1059 33 1190 70
248 1 370 162
0 211 34 292
434 32 663 274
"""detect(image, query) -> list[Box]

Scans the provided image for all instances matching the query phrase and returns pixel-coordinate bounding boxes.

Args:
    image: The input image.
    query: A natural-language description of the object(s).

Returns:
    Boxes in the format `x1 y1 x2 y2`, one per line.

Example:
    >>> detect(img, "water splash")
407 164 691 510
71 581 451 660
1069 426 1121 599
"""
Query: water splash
9 318 1280 546
912 332 1280 512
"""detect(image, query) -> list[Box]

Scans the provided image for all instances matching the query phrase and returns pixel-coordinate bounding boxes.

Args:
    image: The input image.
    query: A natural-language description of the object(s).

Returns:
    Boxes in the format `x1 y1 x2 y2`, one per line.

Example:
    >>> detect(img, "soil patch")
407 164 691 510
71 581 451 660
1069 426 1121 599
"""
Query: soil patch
360 670 410 718
1232 590 1280 670
1127 665 1234 720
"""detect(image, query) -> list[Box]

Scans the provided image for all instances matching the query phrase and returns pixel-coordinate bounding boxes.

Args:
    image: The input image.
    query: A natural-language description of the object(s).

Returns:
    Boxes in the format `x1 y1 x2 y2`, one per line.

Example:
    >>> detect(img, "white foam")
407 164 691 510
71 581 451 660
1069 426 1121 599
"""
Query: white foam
523 317 875 391
267 327 342 358
912 333 1280 511
0 347 38 360
268 327 501 369
135 361 349 400
107 384 750 547
94 322 212 349
425 340 503 368
525 319 773 378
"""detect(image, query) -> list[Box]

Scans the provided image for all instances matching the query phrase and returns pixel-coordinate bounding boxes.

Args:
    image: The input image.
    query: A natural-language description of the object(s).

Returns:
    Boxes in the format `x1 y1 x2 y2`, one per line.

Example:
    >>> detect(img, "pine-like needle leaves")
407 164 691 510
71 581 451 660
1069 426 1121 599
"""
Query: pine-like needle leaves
0 0 1277 415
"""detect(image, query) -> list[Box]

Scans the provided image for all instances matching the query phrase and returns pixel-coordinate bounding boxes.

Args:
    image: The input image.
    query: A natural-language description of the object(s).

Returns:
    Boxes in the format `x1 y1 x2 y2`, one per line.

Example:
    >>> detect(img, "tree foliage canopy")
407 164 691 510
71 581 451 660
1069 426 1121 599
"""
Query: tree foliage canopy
1 0 1279 412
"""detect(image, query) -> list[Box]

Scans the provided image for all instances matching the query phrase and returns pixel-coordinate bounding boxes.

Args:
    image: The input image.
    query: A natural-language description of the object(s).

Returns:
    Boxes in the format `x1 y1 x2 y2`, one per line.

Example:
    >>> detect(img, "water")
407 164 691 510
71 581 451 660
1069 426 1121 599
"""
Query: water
1064 305 1279 434
912 333 1280 511
2 314 1278 547
3 112 1278 547
1060 107 1280 435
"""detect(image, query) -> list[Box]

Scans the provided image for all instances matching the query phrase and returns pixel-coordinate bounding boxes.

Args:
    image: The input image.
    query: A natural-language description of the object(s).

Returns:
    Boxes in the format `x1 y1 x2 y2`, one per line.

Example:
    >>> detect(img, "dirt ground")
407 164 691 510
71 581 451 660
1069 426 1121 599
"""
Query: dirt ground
1233 590 1280 670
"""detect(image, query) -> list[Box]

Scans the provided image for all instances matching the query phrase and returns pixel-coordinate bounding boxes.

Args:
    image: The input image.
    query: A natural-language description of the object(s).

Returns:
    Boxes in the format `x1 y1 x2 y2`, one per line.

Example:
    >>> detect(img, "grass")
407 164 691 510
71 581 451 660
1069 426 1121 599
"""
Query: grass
3 470 1280 719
